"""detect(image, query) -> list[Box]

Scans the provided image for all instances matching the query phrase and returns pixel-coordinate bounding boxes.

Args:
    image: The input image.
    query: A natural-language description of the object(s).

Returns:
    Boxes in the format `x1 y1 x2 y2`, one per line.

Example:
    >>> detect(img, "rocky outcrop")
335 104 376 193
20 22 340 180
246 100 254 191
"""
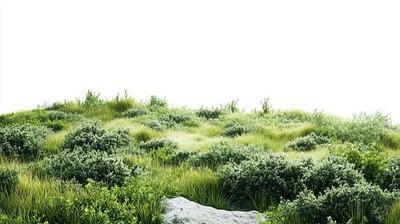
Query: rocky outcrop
162 197 266 224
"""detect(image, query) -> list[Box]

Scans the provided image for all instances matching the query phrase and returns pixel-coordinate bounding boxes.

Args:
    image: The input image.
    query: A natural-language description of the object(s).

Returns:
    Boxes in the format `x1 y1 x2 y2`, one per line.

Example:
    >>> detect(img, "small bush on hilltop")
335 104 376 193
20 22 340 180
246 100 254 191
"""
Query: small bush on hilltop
284 132 329 151
196 107 223 120
149 95 167 109
0 168 19 194
0 124 49 160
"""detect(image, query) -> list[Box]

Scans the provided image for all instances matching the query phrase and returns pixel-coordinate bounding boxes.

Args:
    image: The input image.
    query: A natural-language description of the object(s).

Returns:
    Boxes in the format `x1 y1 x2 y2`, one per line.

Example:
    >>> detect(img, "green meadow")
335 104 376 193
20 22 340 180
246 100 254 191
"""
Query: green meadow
1 90 400 224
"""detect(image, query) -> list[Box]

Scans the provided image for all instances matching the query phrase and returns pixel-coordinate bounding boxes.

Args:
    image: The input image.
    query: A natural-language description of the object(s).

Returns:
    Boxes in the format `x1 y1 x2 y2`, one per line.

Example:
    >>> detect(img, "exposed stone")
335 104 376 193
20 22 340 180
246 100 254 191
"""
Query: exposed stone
162 197 266 224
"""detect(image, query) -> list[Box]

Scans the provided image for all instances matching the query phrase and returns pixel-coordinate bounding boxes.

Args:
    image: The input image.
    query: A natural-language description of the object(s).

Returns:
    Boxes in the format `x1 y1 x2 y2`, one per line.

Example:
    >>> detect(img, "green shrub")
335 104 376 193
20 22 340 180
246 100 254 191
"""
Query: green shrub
0 168 19 194
122 107 148 118
151 147 194 166
63 122 133 154
0 124 49 160
74 180 136 224
159 112 192 128
196 108 222 120
305 156 365 195
219 154 312 207
138 138 178 152
41 148 132 187
328 111 394 145
282 183 398 224
149 95 167 109
331 143 387 185
221 123 251 137
189 142 256 169
382 157 400 191
225 99 239 113
284 132 329 151
106 98 134 113
143 120 165 131
83 90 103 110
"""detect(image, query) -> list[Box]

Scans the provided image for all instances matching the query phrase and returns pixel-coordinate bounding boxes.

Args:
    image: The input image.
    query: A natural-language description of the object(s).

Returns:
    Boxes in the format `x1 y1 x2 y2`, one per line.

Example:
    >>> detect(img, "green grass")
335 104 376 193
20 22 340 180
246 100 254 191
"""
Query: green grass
1 92 400 223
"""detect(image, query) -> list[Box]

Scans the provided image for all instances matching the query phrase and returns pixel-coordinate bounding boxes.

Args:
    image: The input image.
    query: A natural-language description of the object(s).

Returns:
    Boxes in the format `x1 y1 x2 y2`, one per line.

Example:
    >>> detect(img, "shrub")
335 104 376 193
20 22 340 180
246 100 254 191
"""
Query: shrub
143 120 165 132
225 99 239 113
284 132 329 151
219 154 312 207
149 95 167 109
0 124 49 160
63 122 133 154
196 108 222 120
382 157 400 191
0 168 19 194
221 123 251 137
159 112 192 128
74 180 136 224
329 111 394 145
189 142 256 169
331 143 387 185
106 97 134 113
83 90 103 109
151 147 194 166
41 148 132 187
282 183 398 224
138 138 178 152
122 107 148 118
260 98 272 115
305 156 365 195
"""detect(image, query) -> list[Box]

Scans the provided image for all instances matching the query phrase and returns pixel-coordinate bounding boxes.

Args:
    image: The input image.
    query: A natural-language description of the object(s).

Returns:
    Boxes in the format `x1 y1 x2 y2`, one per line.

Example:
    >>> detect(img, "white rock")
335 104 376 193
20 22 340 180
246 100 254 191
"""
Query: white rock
162 197 266 224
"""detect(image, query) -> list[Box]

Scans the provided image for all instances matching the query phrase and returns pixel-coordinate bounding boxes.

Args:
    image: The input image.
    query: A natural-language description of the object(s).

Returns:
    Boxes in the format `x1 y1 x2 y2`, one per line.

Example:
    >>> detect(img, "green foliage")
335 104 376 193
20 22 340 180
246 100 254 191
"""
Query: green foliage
83 90 103 110
189 142 256 169
284 132 329 151
305 156 365 195
149 95 167 109
260 97 272 115
219 154 312 208
331 143 387 185
382 157 400 191
0 110 81 131
226 99 239 113
386 201 400 224
41 148 132 187
327 111 394 145
221 123 251 137
196 107 223 120
74 180 136 224
151 147 194 166
0 124 49 161
106 94 134 113
159 112 192 128
0 168 19 194
138 138 178 152
282 183 398 224
122 107 148 118
63 122 133 154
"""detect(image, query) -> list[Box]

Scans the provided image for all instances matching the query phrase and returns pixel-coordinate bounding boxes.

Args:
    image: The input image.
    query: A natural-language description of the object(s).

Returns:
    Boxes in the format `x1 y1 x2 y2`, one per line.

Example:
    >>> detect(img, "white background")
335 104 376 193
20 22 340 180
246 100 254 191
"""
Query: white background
1 1 399 122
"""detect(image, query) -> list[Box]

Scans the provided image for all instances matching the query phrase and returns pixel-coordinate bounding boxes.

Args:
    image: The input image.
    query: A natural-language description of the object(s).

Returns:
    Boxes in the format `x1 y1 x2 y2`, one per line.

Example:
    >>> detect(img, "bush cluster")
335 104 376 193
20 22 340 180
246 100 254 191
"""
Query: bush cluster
330 143 387 185
382 157 400 191
41 148 132 187
189 142 256 169
122 107 148 118
219 154 312 206
305 156 365 195
63 122 133 154
0 124 49 160
221 123 251 137
284 132 329 151
149 95 167 109
138 138 178 152
74 180 136 224
196 108 223 120
281 183 398 224
0 168 19 194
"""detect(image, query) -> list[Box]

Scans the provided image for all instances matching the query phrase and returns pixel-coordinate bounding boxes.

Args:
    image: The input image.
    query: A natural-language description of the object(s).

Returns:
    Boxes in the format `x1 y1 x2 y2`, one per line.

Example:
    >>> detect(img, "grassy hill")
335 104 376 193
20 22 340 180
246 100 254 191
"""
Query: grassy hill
1 91 400 223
